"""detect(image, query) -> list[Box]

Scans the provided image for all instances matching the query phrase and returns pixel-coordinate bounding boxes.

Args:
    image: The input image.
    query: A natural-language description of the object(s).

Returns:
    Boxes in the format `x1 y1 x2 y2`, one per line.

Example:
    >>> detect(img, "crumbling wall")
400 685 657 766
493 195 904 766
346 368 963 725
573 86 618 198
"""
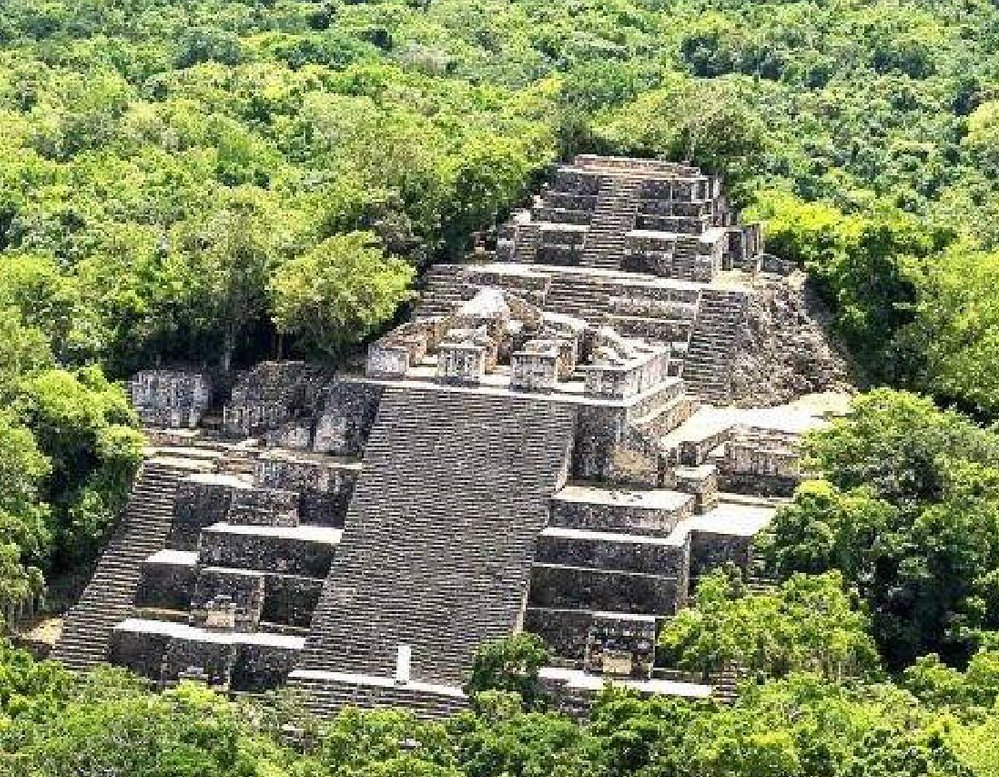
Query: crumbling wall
731 272 852 406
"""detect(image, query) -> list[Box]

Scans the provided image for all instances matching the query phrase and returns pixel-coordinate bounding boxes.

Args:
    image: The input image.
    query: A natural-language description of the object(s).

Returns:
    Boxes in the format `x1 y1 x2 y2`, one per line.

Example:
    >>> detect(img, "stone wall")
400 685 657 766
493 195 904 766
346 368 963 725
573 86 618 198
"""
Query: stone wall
198 527 336 578
136 557 197 611
689 531 753 578
129 370 212 429
535 531 686 576
529 566 680 615
262 574 324 628
170 474 248 550
312 380 384 457
190 568 266 631
255 453 359 526
231 643 300 692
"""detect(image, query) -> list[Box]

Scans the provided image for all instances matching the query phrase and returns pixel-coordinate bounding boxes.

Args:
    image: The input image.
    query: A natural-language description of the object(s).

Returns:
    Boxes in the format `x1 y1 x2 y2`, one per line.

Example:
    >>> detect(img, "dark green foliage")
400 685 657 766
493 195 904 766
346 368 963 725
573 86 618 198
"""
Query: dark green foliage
760 390 999 667
464 633 551 712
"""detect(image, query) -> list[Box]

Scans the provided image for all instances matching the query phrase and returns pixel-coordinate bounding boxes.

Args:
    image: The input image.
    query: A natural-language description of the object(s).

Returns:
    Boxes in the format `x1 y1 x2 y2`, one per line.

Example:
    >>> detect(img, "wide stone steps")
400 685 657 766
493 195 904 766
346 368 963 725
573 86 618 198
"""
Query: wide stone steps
51 457 212 671
577 178 641 271
413 264 470 318
296 386 576 690
514 224 541 264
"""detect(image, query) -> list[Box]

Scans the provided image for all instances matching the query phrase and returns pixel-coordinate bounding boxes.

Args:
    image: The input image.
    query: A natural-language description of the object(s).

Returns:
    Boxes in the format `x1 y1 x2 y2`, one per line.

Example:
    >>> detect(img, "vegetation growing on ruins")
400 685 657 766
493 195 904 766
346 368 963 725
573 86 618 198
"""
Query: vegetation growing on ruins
4 634 999 776
4 0 999 773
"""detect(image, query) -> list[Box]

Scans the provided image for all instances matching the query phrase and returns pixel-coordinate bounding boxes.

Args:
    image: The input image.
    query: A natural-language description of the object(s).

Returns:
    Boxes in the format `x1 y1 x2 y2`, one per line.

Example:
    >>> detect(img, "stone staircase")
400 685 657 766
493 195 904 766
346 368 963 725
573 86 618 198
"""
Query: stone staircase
581 177 641 270
514 222 542 264
292 385 576 694
682 290 747 404
291 671 469 720
51 455 214 671
413 264 469 318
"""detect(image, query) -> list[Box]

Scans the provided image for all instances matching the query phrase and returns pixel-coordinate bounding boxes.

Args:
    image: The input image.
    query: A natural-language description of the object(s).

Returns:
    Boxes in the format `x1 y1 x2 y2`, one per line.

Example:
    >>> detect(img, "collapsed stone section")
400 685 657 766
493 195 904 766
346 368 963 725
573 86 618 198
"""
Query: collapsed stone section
290 386 576 696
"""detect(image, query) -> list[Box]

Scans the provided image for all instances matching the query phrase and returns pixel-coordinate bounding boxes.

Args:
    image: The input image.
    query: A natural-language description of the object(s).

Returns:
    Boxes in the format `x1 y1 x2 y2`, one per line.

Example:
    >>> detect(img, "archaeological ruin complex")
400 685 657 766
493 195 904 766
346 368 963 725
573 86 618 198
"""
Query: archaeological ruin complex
53 156 850 717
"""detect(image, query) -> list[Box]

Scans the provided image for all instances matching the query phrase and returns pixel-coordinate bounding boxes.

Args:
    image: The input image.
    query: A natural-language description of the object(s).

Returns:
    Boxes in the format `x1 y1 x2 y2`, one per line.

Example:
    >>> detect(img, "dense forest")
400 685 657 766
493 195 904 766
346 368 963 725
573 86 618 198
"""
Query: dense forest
2 0 999 773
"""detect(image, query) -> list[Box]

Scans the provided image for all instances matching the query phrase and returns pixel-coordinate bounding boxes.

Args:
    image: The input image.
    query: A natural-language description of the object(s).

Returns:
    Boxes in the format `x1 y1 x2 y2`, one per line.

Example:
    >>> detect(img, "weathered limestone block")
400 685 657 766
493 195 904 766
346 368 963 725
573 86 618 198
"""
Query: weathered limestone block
366 343 411 378
583 613 657 679
546 191 598 211
582 328 670 400
535 528 686 576
312 380 384 457
228 486 299 527
136 550 198 611
453 287 511 339
129 370 211 429
255 452 360 526
511 341 561 392
198 525 338 578
550 487 695 538
223 361 329 438
191 568 266 632
262 574 324 628
161 637 238 688
437 333 492 386
231 643 300 692
689 530 753 578
170 474 249 550
528 565 680 615
263 422 313 450
674 465 719 514
554 168 603 195
367 321 439 378
525 607 595 662
540 223 588 264
109 627 170 680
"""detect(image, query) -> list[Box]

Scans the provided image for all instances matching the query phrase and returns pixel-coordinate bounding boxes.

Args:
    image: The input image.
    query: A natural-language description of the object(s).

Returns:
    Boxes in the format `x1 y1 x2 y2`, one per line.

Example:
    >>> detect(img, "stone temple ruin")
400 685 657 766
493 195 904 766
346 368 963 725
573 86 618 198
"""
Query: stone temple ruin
53 156 850 717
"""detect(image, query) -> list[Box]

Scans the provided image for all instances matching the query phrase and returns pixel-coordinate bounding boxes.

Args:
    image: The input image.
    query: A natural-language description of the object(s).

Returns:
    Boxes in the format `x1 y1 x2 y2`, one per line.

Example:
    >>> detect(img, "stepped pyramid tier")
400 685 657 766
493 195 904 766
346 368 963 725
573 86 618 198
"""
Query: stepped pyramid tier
56 156 851 717
497 155 761 279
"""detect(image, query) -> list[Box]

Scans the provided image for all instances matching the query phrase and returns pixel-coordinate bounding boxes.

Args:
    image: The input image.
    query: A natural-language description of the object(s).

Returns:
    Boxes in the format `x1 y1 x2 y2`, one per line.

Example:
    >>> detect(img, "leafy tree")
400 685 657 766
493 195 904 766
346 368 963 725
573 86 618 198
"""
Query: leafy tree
660 567 880 682
763 390 999 666
464 633 551 712
269 232 414 359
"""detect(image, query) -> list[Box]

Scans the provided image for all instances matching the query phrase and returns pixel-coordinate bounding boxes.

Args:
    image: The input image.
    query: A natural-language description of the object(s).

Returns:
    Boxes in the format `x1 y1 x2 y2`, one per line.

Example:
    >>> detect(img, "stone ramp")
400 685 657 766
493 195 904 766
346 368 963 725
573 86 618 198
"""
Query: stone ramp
292 385 576 689
52 455 216 671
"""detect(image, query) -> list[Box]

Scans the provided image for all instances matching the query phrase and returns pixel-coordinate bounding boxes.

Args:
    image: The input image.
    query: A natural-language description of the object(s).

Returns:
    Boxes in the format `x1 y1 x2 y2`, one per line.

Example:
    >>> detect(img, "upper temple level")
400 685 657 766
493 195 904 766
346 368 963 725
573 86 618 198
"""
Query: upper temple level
496 155 763 279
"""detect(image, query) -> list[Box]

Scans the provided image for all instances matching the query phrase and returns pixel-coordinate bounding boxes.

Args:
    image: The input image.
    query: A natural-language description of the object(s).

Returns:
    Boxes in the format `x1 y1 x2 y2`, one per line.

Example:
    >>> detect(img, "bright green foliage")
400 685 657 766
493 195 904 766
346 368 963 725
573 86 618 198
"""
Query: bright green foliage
0 415 50 615
902 247 999 417
301 707 460 777
1 640 999 777
270 232 415 359
660 567 880 682
1 679 294 777
762 390 999 667
16 366 144 566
